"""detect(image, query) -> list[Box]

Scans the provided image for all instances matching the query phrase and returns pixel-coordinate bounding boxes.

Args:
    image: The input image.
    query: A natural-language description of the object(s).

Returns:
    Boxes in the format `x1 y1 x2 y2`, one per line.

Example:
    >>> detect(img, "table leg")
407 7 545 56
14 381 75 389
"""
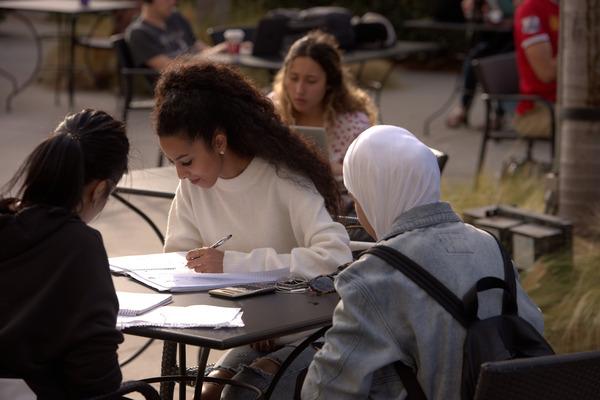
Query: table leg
193 348 210 399
179 343 187 400
0 11 43 112
68 15 77 109
110 192 166 244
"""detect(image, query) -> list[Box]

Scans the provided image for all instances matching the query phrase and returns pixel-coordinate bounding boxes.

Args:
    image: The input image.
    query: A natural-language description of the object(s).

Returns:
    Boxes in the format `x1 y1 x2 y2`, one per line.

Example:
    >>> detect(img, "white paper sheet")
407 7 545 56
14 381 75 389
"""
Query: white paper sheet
117 305 244 329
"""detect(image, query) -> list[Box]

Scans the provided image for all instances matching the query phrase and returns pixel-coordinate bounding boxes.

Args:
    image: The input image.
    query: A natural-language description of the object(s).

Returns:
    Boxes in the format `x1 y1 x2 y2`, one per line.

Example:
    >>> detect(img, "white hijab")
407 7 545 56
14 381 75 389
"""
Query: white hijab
343 125 441 240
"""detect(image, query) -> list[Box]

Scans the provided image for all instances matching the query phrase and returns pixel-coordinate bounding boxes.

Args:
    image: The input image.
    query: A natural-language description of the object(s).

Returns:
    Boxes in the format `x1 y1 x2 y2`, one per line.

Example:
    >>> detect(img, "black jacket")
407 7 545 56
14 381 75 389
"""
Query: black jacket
0 204 123 399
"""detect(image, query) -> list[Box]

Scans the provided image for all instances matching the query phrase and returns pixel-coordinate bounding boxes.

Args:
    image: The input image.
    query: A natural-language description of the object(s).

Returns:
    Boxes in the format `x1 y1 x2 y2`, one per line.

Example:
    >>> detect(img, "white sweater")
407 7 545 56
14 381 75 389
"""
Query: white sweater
164 157 352 279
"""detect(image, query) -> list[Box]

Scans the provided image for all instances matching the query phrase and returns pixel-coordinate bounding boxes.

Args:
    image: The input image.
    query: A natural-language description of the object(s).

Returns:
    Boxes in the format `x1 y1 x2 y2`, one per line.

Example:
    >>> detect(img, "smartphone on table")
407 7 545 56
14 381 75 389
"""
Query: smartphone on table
208 283 276 299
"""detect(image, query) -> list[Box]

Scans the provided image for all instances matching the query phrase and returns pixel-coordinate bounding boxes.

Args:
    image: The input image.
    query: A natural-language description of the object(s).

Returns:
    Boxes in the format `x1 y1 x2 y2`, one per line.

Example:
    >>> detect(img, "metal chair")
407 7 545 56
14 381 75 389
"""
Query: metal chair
0 373 160 400
0 373 263 400
110 33 158 123
111 34 164 165
429 146 449 174
472 52 555 181
474 350 600 400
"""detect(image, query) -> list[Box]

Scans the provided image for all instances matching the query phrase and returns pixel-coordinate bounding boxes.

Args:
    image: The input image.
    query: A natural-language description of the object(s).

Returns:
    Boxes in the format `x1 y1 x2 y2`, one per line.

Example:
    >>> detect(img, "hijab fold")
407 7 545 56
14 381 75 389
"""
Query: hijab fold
343 125 441 240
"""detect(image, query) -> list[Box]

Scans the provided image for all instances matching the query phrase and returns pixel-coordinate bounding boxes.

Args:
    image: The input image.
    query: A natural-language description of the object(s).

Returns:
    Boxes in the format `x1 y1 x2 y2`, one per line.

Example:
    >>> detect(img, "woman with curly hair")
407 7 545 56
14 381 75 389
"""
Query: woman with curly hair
270 30 378 176
153 59 352 399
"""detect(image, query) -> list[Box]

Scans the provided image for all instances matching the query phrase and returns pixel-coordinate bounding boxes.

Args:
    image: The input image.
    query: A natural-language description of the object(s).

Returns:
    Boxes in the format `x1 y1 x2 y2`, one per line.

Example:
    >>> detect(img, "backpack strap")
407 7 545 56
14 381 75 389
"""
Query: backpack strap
469 235 519 316
364 245 469 327
394 361 427 400
497 236 518 311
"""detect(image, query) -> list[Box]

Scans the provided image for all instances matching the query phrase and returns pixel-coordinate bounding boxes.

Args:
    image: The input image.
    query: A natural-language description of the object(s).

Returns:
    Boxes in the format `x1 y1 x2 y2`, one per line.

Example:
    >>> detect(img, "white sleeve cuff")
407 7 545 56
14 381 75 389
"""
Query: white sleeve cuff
522 34 550 49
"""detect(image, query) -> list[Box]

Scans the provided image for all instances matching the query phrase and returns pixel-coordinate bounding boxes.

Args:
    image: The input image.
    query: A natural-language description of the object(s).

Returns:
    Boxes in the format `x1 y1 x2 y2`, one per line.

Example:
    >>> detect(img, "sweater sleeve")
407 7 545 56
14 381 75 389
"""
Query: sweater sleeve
223 182 352 279
164 182 204 253
61 228 123 399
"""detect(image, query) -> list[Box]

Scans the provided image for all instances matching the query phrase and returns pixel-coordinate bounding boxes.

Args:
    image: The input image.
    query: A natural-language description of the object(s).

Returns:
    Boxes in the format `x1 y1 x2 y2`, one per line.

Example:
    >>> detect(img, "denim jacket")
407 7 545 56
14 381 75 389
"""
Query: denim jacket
302 202 544 399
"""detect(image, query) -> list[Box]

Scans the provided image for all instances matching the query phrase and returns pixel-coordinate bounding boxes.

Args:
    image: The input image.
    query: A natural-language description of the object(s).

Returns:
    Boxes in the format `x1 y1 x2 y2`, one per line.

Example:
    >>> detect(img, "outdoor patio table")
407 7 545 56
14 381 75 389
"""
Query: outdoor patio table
114 265 338 400
0 0 137 110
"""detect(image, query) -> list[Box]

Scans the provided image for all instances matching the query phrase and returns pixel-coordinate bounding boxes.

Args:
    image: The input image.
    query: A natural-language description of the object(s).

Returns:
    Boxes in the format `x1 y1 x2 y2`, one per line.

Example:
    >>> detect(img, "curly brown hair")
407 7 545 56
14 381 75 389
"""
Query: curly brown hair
272 30 378 129
153 59 341 216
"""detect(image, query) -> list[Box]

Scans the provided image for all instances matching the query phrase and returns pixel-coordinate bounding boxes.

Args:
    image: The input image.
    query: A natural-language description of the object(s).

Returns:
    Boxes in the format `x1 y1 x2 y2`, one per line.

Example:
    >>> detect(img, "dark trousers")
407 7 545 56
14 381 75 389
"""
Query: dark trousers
460 31 514 115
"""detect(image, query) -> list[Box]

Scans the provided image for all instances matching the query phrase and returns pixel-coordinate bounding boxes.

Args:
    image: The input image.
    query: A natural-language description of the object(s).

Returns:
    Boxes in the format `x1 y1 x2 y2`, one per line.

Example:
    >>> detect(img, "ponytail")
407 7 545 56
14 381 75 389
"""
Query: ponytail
1 109 129 212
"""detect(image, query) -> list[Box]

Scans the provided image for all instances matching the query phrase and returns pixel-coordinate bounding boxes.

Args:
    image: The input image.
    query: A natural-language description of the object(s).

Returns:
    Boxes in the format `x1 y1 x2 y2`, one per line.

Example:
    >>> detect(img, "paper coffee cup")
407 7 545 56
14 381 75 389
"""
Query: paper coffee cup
224 29 245 54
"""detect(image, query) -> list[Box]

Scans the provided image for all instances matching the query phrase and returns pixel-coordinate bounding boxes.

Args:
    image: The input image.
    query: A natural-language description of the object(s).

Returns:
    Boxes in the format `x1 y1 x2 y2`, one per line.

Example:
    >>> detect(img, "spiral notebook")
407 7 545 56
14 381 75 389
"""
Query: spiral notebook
117 291 173 316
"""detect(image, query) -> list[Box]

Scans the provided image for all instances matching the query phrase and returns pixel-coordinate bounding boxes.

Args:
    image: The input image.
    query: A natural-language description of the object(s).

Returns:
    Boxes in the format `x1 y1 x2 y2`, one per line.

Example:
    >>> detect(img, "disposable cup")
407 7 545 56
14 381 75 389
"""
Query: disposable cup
223 29 245 54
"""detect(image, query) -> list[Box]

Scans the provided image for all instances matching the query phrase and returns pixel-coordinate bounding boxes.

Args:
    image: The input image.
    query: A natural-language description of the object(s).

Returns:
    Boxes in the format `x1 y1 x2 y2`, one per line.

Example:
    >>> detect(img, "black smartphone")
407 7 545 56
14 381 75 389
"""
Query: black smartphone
208 284 276 299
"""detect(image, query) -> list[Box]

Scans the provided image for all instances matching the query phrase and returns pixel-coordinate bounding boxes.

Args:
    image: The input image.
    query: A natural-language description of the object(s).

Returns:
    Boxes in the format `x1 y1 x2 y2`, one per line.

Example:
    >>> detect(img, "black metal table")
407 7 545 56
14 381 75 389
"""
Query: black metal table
0 0 137 110
115 276 338 399
206 40 440 97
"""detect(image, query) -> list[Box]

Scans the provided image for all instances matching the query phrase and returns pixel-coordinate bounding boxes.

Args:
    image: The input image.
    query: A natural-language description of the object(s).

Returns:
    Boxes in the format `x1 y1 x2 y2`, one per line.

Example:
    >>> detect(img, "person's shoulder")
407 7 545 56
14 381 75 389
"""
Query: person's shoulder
338 251 396 289
62 218 104 252
267 91 278 103
335 111 370 126
125 17 154 42
125 16 146 34
255 158 320 201
168 10 191 26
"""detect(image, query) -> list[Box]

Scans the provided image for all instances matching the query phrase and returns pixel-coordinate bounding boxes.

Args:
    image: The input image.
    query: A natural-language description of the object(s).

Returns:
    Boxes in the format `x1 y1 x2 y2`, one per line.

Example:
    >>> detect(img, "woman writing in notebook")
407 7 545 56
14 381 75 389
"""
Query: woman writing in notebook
154 59 352 399
270 30 378 177
0 109 129 399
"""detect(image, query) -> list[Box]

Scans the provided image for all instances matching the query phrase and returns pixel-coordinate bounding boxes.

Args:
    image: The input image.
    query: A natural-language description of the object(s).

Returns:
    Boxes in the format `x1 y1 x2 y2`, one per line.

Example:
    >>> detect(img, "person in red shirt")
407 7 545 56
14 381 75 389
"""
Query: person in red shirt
513 0 559 138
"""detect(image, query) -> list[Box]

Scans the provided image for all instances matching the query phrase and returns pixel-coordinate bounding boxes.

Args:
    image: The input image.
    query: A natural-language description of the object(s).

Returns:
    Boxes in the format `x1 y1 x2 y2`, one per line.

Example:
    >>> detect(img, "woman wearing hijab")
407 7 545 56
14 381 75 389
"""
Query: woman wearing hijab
301 125 544 399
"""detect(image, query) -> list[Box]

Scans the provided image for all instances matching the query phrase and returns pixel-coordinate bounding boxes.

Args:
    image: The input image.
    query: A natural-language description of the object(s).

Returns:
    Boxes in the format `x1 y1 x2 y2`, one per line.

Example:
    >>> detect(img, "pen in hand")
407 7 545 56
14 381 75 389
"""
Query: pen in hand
209 234 233 249
186 234 233 263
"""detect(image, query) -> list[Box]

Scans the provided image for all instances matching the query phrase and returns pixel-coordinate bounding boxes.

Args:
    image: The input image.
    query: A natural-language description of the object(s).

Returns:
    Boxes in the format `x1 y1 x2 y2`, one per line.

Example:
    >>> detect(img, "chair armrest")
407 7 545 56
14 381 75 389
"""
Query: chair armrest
87 380 160 400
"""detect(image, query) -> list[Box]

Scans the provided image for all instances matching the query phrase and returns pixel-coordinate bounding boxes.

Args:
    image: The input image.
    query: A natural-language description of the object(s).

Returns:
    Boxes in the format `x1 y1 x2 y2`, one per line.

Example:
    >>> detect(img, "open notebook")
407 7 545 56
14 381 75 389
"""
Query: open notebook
109 252 290 292
117 291 173 316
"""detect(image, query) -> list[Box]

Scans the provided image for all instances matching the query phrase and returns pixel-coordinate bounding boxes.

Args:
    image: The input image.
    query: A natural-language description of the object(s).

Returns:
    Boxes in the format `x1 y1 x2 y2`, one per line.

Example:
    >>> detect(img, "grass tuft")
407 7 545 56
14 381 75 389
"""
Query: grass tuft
444 170 600 353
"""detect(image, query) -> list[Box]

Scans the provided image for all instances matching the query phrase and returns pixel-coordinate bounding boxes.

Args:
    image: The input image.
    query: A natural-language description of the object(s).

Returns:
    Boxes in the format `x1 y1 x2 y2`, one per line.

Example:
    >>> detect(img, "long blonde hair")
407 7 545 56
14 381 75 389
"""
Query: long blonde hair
272 31 378 129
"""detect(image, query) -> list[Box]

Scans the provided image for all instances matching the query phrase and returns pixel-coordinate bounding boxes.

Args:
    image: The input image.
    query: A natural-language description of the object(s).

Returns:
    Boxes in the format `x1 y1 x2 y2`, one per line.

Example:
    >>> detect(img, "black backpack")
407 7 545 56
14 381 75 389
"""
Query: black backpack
364 239 554 400
252 7 355 58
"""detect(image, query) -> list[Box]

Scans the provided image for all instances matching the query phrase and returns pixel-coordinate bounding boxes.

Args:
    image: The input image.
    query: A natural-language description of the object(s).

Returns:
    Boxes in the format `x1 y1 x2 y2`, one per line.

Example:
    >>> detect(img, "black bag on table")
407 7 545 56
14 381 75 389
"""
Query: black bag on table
352 12 397 49
252 6 355 58
364 238 554 400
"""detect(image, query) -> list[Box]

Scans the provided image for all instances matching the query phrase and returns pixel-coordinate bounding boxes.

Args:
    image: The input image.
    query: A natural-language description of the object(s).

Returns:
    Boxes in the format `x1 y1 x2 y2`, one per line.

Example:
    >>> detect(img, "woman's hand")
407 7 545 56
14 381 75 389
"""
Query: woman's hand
186 247 224 273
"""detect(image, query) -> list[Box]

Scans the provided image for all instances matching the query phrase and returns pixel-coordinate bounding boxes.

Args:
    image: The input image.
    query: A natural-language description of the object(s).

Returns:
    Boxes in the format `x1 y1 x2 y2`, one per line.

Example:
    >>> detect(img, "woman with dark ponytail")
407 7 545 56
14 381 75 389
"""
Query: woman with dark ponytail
0 109 129 399
154 60 352 399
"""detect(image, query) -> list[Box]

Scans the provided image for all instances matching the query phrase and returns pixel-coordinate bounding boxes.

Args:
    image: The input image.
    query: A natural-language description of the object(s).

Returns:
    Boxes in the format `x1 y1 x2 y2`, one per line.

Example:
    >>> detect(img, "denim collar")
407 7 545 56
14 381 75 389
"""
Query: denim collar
382 202 461 240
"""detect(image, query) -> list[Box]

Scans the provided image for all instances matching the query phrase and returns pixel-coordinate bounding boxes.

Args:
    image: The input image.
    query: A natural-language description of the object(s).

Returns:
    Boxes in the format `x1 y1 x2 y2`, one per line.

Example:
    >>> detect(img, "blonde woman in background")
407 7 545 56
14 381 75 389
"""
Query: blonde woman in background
270 30 378 177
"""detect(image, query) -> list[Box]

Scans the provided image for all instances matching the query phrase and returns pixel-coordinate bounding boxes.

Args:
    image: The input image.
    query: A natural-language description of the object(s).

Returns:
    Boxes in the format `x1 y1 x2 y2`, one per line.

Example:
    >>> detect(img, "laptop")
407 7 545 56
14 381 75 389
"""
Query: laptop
290 125 329 157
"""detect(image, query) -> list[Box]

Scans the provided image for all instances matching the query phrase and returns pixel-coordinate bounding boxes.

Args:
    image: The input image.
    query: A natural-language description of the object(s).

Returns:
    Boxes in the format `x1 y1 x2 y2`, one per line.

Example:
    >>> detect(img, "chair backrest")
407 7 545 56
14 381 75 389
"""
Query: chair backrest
429 147 449 173
472 52 519 95
474 350 600 400
111 33 135 69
